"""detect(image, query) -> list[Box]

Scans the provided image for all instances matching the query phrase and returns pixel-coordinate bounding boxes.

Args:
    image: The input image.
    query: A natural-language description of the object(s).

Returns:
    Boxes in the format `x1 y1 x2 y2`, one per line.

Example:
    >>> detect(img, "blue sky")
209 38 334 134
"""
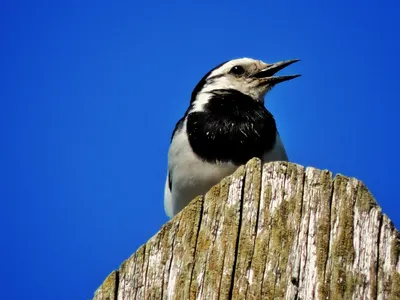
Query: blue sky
2 0 399 299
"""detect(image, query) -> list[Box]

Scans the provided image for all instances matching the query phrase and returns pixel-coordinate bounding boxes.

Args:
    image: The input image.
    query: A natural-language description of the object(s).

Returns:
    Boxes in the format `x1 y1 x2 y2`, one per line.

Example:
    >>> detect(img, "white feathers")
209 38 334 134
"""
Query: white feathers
164 121 238 217
163 174 174 218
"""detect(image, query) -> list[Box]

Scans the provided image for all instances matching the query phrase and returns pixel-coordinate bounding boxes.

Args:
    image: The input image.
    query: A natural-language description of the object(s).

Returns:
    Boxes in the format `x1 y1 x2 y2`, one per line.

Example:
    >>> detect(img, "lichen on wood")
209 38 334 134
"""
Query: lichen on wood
93 270 118 300
93 158 400 300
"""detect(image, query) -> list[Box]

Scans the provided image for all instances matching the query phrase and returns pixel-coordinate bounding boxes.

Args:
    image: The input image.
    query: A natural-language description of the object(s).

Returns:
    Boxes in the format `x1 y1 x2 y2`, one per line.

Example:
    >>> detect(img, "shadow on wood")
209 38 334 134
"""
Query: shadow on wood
93 158 400 300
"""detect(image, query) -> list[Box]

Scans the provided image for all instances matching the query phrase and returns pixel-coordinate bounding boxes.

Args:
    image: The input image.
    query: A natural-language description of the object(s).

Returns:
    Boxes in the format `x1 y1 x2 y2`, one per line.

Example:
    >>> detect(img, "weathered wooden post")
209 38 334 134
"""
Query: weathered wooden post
93 158 400 300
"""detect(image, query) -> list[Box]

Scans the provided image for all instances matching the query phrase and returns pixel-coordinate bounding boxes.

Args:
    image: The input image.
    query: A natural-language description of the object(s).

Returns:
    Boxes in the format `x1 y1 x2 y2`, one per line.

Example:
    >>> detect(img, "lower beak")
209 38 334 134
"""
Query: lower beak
253 59 301 84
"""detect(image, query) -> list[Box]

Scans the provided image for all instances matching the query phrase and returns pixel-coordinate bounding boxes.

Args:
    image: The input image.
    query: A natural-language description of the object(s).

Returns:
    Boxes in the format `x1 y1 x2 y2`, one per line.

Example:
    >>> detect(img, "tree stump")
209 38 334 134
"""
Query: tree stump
93 158 400 300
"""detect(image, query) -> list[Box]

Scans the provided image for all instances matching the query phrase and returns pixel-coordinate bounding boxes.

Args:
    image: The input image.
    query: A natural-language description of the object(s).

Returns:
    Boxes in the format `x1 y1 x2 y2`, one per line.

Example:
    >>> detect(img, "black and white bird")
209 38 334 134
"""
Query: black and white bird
164 57 300 218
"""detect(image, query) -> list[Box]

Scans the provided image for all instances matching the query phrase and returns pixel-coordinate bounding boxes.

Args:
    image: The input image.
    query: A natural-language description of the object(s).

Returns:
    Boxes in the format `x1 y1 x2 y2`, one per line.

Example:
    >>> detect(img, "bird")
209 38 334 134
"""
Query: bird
164 57 300 218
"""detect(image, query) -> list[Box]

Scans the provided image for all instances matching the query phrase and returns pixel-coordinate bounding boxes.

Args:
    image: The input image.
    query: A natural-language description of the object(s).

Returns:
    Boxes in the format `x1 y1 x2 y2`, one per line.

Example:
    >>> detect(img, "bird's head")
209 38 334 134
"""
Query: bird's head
190 57 300 110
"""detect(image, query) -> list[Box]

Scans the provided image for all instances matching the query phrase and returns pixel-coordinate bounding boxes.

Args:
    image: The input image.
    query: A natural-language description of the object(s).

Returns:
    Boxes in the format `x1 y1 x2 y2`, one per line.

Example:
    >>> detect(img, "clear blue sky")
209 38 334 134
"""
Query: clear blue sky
2 0 399 299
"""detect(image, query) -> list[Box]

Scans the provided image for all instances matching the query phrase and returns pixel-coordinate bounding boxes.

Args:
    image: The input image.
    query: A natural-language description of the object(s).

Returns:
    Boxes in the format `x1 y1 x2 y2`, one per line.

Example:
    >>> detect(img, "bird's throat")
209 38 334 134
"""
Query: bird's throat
187 89 277 164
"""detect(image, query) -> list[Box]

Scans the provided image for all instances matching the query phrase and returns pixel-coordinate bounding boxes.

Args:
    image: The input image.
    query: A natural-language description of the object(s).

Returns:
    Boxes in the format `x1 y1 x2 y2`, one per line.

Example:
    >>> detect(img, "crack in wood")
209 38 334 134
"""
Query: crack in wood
244 161 263 299
228 169 246 300
188 196 204 298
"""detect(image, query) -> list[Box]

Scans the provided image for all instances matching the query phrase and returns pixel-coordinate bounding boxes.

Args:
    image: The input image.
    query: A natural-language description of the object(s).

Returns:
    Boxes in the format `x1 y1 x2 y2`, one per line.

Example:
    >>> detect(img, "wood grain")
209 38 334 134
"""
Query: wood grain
93 159 400 300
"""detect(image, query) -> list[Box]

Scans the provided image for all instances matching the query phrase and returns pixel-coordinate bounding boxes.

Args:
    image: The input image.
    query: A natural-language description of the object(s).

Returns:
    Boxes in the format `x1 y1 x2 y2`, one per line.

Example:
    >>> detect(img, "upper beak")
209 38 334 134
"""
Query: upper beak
252 59 301 84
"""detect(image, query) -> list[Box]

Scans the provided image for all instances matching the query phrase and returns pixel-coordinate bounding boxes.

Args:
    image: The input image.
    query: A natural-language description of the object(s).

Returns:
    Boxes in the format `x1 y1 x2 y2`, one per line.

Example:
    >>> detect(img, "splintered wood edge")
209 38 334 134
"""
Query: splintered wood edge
93 270 118 300
92 158 400 300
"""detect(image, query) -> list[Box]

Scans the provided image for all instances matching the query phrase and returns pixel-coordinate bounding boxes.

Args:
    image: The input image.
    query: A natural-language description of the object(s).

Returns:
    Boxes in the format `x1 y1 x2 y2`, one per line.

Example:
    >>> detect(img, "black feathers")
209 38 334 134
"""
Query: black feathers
186 89 277 165
168 171 172 191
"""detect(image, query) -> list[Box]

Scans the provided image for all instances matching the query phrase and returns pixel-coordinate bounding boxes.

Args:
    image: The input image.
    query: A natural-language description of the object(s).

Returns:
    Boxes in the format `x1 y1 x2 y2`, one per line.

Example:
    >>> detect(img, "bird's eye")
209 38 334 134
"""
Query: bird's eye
229 65 245 76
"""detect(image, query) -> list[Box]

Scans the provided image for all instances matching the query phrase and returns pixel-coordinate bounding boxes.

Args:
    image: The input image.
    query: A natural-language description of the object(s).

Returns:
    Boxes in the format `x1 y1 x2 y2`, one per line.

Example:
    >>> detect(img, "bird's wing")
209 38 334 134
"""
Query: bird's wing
164 116 186 218
262 133 289 162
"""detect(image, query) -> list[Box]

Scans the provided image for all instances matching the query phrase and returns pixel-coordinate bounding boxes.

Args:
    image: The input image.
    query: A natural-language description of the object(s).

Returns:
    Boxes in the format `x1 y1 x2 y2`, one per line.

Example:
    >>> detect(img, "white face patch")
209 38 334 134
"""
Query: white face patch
208 58 267 78
191 58 272 112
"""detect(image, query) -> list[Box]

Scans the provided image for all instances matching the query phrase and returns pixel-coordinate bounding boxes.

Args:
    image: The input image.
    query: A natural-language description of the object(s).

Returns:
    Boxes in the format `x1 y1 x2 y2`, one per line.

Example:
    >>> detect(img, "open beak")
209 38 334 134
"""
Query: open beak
253 59 301 85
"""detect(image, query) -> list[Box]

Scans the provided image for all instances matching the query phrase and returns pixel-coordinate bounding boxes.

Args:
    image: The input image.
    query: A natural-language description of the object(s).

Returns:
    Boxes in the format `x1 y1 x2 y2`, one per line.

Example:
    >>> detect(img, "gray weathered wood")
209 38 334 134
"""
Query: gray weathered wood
93 270 118 300
93 159 400 300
